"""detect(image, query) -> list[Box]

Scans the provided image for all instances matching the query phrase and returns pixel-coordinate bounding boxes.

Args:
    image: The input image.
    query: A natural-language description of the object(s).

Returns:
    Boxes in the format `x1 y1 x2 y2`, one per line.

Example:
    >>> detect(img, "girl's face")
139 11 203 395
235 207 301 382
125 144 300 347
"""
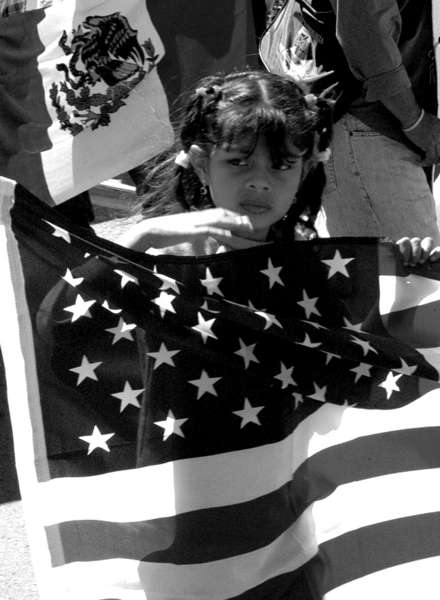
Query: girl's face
204 138 304 240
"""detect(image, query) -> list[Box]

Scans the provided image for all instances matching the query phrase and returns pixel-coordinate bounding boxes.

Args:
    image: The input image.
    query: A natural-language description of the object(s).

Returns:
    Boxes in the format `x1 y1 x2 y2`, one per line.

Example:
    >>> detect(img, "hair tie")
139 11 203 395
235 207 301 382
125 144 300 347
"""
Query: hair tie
195 84 222 99
303 93 318 109
174 150 190 169
315 148 331 163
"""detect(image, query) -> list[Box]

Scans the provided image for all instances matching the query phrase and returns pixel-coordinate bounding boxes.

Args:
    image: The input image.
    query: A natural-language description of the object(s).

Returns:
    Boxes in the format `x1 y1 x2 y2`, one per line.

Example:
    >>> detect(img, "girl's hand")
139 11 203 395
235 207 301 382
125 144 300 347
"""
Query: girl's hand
396 237 440 266
118 208 264 252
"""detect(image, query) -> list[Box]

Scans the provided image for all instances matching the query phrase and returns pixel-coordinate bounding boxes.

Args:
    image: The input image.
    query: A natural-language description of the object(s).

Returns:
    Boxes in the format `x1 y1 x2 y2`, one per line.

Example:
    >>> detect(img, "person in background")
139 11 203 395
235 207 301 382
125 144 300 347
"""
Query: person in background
266 0 440 242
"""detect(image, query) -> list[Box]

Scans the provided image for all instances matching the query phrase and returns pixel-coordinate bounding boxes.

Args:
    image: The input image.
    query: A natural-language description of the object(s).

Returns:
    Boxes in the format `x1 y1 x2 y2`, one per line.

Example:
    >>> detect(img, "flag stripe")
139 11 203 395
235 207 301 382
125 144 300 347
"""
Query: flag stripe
35 392 440 526
325 556 440 600
45 463 440 567
381 302 440 348
228 569 312 600
379 274 440 314
49 516 316 600
310 512 440 596
50 558 146 600
48 558 310 600
135 516 316 600
311 468 440 545
292 427 440 514
46 479 294 565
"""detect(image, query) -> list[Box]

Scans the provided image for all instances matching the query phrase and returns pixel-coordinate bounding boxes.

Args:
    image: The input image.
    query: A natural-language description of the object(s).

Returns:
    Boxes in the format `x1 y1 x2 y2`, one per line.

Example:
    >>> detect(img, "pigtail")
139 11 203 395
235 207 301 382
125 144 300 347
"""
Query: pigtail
176 77 225 210
138 76 226 216
273 93 334 241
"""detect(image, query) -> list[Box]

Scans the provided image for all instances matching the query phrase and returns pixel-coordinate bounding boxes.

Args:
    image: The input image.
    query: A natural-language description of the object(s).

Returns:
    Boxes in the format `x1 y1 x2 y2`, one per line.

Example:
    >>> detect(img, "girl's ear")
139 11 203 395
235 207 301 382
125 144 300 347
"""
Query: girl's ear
188 144 209 184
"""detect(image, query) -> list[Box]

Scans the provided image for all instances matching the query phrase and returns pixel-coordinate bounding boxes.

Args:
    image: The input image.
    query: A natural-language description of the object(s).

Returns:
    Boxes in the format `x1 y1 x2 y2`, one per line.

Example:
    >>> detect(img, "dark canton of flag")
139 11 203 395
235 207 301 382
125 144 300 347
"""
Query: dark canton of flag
2 186 440 600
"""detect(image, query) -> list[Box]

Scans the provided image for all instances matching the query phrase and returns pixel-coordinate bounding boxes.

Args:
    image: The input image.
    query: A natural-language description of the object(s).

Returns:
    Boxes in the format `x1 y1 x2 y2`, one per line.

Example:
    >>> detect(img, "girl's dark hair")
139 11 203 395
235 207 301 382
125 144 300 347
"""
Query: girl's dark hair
137 70 333 239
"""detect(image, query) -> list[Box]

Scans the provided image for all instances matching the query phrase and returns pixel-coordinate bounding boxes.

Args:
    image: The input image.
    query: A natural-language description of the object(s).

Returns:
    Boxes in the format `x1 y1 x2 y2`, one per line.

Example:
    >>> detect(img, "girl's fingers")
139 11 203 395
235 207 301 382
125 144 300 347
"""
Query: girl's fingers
396 237 436 266
429 247 440 262
420 237 434 262
408 237 422 265
195 209 255 234
396 237 412 265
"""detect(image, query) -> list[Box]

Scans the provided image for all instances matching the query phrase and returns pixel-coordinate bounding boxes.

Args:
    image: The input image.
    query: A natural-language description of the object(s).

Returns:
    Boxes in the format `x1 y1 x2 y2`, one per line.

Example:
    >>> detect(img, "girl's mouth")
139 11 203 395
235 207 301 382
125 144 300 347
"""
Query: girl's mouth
239 201 271 215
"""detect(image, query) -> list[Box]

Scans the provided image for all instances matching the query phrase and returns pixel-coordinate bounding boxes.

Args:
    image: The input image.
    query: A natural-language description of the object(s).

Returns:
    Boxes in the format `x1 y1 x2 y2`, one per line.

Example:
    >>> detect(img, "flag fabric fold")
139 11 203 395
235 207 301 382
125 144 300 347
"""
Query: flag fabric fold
2 179 440 599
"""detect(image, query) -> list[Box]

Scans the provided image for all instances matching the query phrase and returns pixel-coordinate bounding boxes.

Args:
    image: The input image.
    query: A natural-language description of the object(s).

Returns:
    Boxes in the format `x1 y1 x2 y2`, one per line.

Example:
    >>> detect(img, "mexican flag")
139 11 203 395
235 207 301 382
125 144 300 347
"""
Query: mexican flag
0 0 258 204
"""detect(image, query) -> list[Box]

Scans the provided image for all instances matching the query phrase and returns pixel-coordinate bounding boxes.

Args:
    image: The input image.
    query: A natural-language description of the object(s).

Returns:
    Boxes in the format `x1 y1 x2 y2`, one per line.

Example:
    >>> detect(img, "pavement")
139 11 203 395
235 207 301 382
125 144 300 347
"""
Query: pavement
0 356 38 600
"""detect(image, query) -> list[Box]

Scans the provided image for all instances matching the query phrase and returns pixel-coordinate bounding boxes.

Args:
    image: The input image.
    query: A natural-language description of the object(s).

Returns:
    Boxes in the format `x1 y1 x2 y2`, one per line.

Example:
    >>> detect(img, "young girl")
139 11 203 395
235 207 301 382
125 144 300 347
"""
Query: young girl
119 69 439 264
31 69 440 600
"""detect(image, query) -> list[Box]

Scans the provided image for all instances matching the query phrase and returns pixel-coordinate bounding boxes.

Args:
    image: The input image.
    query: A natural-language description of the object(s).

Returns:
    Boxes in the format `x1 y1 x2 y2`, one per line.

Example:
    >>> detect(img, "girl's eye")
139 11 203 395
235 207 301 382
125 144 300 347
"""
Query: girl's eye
274 162 296 171
229 158 248 167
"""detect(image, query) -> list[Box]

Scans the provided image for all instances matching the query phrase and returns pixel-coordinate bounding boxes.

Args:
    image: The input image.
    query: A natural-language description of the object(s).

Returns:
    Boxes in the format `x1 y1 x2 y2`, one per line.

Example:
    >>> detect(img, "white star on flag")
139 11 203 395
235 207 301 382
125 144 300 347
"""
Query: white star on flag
297 333 322 349
274 362 296 388
323 351 340 365
297 289 321 319
43 220 71 243
234 339 259 368
111 381 144 412
62 268 83 287
201 267 224 296
200 300 221 314
102 300 122 314
351 336 378 356
233 398 264 428
154 410 188 441
305 320 326 330
189 370 221 399
396 358 418 376
153 267 180 294
255 310 282 330
147 343 180 369
260 258 284 288
343 317 363 332
191 312 217 343
69 355 103 385
379 371 402 399
114 269 139 289
64 294 96 322
293 392 304 410
321 249 354 278
308 383 327 403
105 318 136 344
152 291 177 318
79 426 114 455
342 399 357 408
247 300 262 311
350 362 372 383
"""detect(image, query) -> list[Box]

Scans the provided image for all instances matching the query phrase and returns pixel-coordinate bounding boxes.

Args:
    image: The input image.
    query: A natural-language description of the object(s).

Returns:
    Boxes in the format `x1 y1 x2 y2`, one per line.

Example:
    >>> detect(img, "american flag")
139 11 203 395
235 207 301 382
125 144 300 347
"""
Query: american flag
2 180 440 599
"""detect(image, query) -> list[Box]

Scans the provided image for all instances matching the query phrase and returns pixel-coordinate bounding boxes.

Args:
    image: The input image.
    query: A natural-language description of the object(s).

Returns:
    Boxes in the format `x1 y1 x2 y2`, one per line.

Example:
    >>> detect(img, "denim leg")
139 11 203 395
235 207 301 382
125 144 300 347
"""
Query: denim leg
316 114 440 243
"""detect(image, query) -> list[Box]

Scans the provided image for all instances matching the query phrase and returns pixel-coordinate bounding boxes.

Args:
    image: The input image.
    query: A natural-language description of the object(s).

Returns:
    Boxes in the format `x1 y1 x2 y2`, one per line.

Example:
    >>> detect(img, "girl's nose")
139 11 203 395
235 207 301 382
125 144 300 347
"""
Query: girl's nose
245 177 271 192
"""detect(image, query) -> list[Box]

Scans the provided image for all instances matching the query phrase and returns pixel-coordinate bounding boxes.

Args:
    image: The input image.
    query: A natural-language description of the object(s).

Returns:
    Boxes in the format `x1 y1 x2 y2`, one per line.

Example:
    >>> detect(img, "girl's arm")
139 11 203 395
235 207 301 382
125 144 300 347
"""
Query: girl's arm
117 208 263 252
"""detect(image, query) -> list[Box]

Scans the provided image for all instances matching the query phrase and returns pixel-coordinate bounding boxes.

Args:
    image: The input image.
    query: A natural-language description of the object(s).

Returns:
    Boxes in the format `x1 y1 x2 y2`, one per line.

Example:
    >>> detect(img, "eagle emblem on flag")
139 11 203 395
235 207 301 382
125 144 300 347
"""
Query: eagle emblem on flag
49 12 160 135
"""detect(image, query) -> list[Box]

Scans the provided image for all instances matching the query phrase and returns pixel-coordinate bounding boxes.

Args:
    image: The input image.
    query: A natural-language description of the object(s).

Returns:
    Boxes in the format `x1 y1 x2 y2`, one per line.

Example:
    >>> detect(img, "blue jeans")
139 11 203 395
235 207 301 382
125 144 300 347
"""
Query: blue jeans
316 114 440 243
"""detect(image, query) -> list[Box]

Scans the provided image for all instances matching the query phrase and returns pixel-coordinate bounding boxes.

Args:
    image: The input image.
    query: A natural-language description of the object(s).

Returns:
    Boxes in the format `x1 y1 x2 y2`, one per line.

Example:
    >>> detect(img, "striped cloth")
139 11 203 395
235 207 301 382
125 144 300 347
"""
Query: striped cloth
1 178 440 599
